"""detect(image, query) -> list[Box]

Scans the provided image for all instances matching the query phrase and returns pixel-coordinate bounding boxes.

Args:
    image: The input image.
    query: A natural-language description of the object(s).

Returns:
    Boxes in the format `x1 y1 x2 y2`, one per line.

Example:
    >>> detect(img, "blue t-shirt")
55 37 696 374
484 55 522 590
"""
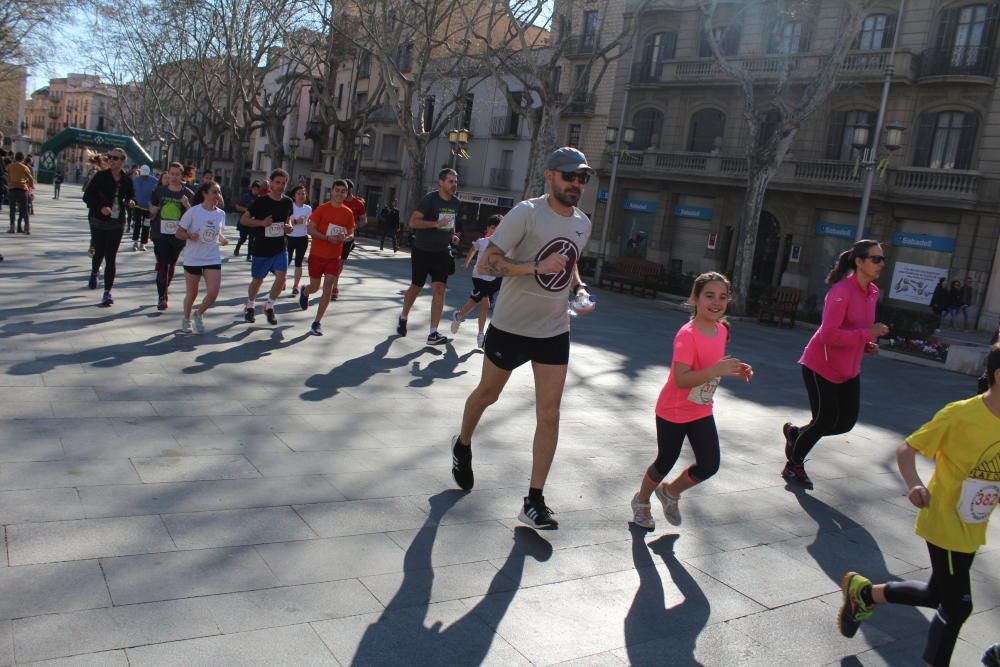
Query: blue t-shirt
132 175 157 209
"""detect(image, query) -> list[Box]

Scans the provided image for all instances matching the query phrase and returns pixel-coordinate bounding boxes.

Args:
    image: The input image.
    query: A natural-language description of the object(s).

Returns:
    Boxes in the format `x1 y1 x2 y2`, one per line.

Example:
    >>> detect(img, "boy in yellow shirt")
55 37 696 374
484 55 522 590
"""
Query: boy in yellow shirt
837 343 1000 666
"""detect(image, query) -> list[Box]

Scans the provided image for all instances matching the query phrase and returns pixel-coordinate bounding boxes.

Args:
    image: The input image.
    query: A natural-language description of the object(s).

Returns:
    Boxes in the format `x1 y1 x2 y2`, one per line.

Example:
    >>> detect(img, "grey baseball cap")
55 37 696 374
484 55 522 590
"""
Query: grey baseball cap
546 147 594 173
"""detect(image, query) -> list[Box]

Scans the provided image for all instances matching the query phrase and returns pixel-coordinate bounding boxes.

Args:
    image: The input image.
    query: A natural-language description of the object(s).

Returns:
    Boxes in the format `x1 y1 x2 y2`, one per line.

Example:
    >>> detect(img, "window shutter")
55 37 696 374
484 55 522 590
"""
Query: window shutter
699 29 712 57
662 32 677 60
986 4 1000 62
825 111 846 159
725 24 742 55
883 14 897 49
935 8 958 50
912 112 937 167
956 112 979 169
800 23 813 52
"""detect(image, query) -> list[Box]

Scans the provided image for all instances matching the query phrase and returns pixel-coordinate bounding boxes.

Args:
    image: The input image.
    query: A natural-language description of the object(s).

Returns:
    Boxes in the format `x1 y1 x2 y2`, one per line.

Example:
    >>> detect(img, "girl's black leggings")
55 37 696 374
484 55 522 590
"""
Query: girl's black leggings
883 541 975 666
789 366 860 463
646 415 720 485
90 225 124 290
287 236 308 268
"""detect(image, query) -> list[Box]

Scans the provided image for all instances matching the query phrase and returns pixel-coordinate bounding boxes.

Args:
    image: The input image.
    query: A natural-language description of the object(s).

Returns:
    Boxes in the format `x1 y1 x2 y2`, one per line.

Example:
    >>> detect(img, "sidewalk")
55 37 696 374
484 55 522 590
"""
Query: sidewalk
0 184 995 666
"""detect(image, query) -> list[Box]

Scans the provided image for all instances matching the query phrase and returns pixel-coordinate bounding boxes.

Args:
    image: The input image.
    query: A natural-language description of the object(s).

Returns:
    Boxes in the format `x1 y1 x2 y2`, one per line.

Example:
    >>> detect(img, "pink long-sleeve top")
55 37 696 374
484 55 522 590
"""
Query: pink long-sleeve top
799 274 878 383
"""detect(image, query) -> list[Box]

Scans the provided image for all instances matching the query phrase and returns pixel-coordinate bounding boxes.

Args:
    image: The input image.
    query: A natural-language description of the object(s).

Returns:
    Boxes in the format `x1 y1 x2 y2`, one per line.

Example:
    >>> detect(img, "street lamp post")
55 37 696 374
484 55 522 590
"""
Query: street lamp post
288 136 301 183
447 128 470 170
852 120 905 240
595 125 636 283
353 132 370 187
158 137 169 168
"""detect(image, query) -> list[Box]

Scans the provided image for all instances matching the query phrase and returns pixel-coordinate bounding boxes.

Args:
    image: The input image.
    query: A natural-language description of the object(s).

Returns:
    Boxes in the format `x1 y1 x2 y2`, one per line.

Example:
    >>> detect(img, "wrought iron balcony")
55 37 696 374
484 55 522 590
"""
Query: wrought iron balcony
563 34 599 58
556 93 596 116
916 46 997 79
490 115 522 138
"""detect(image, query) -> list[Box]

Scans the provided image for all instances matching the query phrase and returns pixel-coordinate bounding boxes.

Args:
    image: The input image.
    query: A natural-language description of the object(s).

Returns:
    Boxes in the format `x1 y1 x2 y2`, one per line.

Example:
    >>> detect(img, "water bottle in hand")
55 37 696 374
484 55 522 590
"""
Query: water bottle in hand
567 294 597 317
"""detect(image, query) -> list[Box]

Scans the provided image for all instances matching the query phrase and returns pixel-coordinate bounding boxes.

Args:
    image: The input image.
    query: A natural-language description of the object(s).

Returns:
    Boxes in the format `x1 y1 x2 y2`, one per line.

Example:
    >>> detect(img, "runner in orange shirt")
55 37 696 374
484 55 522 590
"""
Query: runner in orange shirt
298 180 355 335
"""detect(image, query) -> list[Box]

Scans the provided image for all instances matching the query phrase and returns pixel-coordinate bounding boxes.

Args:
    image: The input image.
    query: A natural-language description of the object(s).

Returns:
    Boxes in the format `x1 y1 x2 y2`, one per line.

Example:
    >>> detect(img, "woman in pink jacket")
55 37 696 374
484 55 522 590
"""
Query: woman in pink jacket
781 239 890 489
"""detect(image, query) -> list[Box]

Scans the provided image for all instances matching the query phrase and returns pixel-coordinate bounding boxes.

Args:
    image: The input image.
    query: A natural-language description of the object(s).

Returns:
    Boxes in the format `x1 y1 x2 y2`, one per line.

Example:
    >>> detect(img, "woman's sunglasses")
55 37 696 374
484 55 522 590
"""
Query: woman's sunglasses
862 254 886 264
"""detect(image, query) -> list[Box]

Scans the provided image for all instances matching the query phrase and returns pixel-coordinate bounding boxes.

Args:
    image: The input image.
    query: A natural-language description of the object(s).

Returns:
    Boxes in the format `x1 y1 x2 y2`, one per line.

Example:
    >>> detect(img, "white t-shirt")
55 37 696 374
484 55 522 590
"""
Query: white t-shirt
179 204 226 266
289 204 311 238
471 237 497 282
488 196 592 338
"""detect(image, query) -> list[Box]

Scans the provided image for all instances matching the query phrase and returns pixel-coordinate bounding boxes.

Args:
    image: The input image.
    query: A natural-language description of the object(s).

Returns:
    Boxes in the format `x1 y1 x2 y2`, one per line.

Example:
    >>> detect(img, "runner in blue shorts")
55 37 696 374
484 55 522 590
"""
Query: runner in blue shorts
240 169 293 324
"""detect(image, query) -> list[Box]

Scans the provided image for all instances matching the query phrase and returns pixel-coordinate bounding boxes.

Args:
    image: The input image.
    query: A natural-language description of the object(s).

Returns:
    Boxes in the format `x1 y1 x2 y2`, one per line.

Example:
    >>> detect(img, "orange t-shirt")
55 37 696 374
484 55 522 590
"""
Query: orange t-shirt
309 202 356 259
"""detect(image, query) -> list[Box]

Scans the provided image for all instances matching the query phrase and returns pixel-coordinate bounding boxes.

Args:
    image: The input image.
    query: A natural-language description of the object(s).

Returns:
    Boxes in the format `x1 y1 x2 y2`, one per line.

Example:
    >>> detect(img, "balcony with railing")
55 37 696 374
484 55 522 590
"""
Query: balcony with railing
490 115 523 138
612 150 982 204
556 93 596 116
915 46 997 80
563 34 599 58
490 167 513 189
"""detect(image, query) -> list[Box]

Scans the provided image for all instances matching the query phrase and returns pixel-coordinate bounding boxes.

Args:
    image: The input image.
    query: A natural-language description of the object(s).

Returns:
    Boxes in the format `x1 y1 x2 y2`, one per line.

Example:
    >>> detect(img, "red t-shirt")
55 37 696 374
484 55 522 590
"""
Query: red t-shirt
344 196 367 227
309 202 356 259
655 321 728 423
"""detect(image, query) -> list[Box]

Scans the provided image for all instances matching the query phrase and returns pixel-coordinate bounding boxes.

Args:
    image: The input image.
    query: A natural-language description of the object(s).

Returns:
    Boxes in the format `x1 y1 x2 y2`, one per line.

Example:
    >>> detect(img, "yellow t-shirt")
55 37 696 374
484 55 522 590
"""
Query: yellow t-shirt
908 395 1000 553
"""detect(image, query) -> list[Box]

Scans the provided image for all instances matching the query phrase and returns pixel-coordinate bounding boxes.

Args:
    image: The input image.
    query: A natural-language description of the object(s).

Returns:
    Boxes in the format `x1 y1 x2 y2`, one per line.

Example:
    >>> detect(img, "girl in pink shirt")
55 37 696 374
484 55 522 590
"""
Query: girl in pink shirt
781 239 890 489
631 272 753 529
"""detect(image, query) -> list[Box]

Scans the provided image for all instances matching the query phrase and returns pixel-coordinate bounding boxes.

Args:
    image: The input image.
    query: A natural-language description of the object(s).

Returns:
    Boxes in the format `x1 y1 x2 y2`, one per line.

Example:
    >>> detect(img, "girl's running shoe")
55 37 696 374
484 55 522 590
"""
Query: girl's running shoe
838 571 874 638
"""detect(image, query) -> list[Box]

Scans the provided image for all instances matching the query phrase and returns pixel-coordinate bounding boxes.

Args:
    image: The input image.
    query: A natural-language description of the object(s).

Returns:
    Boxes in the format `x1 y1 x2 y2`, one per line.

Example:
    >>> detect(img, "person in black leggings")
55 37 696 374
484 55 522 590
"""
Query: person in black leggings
82 148 135 306
782 240 889 489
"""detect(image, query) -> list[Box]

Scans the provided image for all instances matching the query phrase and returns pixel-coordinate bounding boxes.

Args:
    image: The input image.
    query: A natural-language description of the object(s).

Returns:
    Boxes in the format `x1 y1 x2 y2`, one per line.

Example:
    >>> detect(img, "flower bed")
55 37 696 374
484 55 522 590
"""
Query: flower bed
882 336 949 362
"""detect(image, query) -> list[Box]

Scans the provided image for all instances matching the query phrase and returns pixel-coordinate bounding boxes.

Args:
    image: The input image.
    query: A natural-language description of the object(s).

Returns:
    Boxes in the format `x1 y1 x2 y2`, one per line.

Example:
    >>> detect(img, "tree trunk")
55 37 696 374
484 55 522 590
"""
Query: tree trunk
522 107 556 200
405 143 427 214
730 166 770 315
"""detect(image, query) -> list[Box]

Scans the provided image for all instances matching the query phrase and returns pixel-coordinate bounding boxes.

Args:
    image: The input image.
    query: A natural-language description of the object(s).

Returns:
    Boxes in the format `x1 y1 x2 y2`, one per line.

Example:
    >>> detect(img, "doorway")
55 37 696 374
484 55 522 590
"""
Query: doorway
751 211 781 285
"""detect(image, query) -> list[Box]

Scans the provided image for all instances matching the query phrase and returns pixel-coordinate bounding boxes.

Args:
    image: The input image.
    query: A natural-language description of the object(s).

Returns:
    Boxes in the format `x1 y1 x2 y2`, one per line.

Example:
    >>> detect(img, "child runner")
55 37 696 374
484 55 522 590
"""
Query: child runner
781 239 890 489
176 181 228 334
287 184 311 296
837 343 1000 667
631 272 753 529
450 214 503 349
298 179 355 335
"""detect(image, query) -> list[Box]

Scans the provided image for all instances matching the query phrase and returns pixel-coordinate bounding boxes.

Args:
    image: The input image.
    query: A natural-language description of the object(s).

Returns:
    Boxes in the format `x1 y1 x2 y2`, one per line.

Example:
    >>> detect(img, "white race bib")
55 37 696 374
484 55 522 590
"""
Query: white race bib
265 222 285 238
201 227 218 243
957 478 1000 524
327 224 348 239
687 377 720 406
438 213 455 232
161 219 179 235
110 203 120 219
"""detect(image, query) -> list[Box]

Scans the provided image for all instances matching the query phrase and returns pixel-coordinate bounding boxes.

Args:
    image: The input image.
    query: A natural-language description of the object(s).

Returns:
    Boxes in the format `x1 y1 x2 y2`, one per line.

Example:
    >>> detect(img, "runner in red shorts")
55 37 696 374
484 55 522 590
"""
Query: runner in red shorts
299 179 355 335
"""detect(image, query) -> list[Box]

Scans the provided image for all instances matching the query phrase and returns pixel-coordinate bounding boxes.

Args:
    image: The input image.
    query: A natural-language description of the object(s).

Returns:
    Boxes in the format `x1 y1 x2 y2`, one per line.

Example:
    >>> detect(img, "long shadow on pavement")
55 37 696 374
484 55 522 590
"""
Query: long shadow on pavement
624 527 710 666
300 336 429 401
350 490 552 666
408 345 478 387
183 325 312 374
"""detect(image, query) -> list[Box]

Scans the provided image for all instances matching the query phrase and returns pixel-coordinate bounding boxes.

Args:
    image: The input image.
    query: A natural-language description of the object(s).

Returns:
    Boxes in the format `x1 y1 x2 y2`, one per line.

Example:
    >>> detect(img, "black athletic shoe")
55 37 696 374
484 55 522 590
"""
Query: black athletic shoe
519 496 559 530
427 332 449 346
781 461 814 490
88 273 98 290
782 422 799 461
244 307 255 323
451 436 474 491
396 316 407 336
299 289 309 311
264 305 278 325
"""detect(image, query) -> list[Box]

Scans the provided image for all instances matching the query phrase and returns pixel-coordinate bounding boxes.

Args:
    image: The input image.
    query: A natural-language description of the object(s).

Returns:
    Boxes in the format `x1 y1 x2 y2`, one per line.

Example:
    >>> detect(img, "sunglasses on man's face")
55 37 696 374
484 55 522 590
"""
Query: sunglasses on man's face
863 255 886 264
559 171 591 184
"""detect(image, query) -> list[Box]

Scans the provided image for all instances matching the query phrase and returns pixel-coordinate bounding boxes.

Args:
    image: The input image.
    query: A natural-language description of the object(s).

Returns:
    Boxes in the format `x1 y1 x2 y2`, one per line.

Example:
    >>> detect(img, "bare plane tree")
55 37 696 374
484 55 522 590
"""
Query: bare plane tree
698 0 871 313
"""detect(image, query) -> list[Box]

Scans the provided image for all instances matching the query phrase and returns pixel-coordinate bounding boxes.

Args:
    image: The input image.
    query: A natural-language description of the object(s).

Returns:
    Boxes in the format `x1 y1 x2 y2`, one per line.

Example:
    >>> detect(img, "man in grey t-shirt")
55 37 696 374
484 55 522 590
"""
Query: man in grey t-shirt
449 147 596 531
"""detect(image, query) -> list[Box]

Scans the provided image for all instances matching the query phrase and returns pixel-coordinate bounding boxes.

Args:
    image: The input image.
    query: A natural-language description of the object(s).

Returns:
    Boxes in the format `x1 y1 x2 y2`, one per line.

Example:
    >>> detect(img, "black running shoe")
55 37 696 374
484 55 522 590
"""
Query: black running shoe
782 422 799 461
519 496 559 530
88 272 98 290
396 316 407 336
299 289 309 311
781 461 814 490
427 331 449 346
244 307 255 323
451 436 474 491
983 643 1000 667
264 305 278 325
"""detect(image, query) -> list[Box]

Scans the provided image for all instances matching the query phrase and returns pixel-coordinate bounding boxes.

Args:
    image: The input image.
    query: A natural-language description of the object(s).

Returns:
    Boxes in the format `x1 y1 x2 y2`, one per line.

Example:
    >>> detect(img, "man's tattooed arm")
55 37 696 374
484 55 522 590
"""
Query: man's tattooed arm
478 242 568 277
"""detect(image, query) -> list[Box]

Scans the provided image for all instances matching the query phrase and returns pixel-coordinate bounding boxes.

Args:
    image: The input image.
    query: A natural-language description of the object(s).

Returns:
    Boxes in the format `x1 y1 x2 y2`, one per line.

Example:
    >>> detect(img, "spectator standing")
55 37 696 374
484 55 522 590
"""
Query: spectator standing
960 278 974 332
6 152 34 234
946 280 963 329
54 172 63 199
377 199 400 252
930 278 947 324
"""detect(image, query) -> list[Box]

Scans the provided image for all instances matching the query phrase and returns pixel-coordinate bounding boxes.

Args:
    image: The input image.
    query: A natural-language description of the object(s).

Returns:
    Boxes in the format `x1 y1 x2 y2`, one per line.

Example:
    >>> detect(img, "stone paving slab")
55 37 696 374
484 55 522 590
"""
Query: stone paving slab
17 651 130 667
0 186 993 665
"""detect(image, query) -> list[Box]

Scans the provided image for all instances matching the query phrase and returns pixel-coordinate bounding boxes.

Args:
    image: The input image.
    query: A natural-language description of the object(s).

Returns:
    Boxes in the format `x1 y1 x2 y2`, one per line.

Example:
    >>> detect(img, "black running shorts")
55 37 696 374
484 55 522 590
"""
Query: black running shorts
483 325 570 371
184 264 221 275
410 248 451 286
470 277 501 303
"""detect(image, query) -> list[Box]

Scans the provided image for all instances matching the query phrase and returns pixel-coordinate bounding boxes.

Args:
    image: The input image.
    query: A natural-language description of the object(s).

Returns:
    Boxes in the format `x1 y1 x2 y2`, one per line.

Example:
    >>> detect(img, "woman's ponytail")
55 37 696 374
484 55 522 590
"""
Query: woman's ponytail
825 239 881 285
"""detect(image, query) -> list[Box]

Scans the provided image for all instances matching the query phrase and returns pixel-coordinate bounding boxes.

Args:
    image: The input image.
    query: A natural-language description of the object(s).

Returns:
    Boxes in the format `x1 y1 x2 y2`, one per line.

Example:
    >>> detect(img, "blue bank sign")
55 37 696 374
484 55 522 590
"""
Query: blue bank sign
673 205 713 220
815 221 857 239
624 199 658 213
891 232 955 253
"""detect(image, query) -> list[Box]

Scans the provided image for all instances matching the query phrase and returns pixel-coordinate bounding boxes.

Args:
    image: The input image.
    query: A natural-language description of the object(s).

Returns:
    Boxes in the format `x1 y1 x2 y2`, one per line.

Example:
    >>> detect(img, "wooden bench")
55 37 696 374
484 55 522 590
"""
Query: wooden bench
597 257 662 298
757 286 802 328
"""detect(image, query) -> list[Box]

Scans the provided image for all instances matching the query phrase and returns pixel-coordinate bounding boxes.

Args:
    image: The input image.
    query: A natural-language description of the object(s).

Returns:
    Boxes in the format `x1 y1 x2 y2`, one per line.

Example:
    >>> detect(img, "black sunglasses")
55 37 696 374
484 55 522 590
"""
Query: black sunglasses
108 155 125 161
559 171 591 184
862 254 886 264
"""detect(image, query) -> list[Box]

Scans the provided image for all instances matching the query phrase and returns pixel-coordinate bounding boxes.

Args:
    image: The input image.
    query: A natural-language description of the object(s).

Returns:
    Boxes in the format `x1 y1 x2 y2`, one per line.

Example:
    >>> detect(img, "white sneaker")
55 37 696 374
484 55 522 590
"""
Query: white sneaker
192 314 205 334
140 244 147 251
476 331 486 348
450 310 463 334
654 486 682 526
132 242 139 251
180 318 193 333
631 494 655 529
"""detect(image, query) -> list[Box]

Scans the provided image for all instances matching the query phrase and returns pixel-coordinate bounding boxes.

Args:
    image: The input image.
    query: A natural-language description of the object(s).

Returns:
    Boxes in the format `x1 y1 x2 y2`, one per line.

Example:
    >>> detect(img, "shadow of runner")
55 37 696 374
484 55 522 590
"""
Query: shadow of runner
350 490 552 666
183 326 311 374
624 527 711 666
790 491 930 665
407 346 477 387
300 336 428 401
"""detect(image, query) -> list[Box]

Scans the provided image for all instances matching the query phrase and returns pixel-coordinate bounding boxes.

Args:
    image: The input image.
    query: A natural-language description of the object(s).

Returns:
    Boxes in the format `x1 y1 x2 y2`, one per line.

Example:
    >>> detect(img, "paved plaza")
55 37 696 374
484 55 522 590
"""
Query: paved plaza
0 184 996 666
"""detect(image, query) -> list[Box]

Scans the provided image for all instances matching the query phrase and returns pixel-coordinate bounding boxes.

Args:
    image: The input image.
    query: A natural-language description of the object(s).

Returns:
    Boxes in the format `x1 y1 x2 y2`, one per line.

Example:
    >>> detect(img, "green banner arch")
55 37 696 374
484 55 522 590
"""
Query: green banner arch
36 128 154 184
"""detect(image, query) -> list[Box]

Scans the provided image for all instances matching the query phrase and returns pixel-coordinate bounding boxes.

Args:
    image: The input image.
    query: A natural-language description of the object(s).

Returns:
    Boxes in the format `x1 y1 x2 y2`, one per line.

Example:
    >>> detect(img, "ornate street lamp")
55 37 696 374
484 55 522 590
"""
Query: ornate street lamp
288 136 301 182
448 128 470 169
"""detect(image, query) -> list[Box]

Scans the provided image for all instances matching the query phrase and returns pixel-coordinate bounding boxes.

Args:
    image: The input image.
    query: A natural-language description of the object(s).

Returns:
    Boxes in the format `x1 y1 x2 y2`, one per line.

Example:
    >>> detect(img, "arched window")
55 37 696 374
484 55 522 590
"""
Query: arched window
699 25 741 57
768 21 812 54
854 14 897 50
631 108 664 150
687 109 725 153
913 110 979 169
637 32 676 81
825 109 876 160
932 4 1000 74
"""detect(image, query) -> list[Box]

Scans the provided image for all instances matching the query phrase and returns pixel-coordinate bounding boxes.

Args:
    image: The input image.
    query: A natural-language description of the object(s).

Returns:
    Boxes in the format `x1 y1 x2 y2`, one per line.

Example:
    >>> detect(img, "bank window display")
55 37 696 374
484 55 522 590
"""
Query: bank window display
810 211 860 297
621 190 660 258
670 195 715 273
886 220 956 308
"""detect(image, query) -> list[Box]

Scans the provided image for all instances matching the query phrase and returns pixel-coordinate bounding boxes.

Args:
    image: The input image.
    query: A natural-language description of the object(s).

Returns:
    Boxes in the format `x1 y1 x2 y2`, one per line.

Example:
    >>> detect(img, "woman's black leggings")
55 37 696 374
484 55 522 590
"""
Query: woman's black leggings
646 415 720 485
90 225 124 290
883 541 975 666
287 236 308 268
789 366 860 463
